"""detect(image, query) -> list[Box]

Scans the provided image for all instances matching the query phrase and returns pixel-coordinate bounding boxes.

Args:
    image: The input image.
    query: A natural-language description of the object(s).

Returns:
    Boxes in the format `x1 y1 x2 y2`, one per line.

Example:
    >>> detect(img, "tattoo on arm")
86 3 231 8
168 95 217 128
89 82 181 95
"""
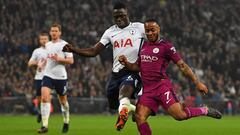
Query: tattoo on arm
177 61 199 85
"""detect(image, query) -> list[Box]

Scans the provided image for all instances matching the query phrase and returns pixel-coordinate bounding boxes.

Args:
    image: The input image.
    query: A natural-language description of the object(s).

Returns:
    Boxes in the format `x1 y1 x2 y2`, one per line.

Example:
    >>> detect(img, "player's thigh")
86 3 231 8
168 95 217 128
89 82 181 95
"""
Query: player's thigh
41 76 54 102
119 85 134 98
158 85 179 110
119 74 141 98
54 79 68 96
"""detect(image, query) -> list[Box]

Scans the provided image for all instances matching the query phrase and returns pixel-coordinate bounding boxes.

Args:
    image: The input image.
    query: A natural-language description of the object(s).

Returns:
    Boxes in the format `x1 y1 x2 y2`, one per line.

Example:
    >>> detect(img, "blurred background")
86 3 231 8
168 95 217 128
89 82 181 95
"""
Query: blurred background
0 0 239 115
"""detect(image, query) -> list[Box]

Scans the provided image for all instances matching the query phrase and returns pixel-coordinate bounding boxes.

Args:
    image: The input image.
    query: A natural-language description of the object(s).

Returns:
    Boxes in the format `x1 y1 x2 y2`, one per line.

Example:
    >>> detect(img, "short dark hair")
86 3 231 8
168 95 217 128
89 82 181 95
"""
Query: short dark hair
39 32 49 37
113 1 127 10
145 18 159 24
51 23 62 31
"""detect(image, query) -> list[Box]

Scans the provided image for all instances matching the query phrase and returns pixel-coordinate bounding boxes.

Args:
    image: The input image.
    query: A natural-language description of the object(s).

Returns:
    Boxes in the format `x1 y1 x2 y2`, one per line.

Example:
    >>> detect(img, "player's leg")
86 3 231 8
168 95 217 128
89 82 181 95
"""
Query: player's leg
115 85 135 130
38 86 51 133
35 80 42 123
116 73 142 130
36 96 42 123
168 103 222 120
38 76 53 133
135 103 152 135
55 79 69 133
165 90 222 120
58 95 70 133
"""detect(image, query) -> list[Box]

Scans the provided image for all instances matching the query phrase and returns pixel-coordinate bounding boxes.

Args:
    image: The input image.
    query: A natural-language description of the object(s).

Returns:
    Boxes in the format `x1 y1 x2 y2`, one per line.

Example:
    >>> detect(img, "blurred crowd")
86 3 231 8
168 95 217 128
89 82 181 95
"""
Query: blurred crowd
0 0 239 104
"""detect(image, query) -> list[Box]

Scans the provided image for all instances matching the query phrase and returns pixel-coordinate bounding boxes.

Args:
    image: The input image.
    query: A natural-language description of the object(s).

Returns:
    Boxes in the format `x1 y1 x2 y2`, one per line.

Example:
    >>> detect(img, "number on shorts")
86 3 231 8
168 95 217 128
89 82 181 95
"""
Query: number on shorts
164 91 170 100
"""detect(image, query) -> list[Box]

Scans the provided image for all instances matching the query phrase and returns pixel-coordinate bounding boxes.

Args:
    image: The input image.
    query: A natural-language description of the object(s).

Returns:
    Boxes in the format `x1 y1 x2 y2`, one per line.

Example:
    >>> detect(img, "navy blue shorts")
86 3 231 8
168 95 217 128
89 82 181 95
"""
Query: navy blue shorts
106 68 142 109
34 80 42 96
42 76 68 96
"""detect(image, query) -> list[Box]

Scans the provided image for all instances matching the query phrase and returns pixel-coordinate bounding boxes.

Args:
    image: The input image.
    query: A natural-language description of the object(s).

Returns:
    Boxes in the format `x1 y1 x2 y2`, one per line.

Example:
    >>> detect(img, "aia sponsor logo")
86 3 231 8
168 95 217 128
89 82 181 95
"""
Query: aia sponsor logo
141 55 158 62
113 38 133 49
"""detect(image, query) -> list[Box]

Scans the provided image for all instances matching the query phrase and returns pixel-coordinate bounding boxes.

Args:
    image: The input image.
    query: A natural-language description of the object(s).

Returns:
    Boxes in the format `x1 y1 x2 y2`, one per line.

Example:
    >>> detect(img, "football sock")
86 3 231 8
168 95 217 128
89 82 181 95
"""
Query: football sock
118 97 131 113
184 107 208 118
129 103 136 112
41 102 50 127
137 122 152 135
38 101 41 114
61 101 70 124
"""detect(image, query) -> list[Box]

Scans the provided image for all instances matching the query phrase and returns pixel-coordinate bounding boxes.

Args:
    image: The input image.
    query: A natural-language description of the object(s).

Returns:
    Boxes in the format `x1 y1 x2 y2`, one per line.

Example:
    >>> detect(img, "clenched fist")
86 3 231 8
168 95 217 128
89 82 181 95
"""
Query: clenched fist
62 44 74 52
118 55 128 65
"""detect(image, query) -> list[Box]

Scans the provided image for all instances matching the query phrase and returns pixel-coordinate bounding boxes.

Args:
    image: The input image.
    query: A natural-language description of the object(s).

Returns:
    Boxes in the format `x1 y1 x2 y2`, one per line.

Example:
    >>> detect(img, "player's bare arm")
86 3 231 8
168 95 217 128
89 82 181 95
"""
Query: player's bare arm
118 55 140 72
62 42 105 57
176 59 208 94
49 54 74 64
28 60 38 67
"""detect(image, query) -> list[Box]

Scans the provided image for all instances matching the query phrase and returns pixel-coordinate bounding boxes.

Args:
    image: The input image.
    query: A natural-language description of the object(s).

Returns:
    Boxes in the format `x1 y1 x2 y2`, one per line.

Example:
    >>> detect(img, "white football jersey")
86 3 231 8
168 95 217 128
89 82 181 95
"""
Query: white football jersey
44 39 73 80
29 47 48 80
100 22 145 72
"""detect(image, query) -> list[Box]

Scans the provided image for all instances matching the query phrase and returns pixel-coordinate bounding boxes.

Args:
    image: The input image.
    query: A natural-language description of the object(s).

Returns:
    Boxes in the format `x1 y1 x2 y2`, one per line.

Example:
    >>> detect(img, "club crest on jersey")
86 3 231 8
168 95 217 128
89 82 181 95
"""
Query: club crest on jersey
129 30 135 35
153 48 159 53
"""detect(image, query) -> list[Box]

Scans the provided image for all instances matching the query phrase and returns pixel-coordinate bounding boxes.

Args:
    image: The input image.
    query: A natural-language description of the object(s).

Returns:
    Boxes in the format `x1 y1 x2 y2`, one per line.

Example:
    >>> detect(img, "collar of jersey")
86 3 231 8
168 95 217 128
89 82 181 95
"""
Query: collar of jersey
115 22 132 29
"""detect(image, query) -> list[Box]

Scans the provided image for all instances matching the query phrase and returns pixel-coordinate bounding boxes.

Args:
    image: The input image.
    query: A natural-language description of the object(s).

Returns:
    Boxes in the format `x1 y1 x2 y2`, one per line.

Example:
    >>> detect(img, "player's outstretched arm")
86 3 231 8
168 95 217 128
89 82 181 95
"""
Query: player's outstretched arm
176 59 208 95
62 42 105 57
118 55 140 72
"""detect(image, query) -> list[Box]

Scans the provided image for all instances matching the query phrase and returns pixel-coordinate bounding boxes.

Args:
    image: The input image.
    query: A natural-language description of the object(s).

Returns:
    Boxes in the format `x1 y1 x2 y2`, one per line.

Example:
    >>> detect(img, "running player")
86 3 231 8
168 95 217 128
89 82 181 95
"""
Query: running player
38 23 74 133
28 33 49 123
62 2 144 131
118 19 222 135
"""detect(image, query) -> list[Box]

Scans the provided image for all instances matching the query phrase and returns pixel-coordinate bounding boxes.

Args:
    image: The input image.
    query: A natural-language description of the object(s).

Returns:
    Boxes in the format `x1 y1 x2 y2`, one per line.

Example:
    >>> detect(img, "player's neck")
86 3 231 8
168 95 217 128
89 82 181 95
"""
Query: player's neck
52 38 60 43
118 22 130 29
150 37 161 43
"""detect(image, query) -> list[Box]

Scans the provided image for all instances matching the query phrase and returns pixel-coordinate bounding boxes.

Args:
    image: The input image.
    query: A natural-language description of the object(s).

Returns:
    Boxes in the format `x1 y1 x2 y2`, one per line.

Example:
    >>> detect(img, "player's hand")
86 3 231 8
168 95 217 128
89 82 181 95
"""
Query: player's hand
37 58 47 71
118 55 127 65
49 53 60 61
62 44 74 52
196 82 208 95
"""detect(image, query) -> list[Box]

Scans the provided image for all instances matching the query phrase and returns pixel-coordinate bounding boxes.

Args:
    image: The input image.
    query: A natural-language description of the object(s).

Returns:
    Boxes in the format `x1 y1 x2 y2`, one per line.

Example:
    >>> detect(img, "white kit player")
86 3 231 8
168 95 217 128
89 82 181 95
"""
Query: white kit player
28 33 49 123
38 23 74 134
62 2 145 131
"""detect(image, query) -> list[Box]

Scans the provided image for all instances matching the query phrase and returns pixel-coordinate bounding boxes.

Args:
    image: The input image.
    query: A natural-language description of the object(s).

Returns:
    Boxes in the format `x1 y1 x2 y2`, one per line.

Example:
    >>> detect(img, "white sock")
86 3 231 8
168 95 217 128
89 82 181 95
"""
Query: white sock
129 104 136 112
118 97 135 113
41 102 50 127
61 102 70 124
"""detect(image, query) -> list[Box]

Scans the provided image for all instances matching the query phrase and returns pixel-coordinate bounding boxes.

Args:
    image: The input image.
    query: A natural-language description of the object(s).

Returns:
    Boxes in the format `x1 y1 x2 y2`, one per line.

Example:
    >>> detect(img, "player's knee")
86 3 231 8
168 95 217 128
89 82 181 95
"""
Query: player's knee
41 96 50 103
172 112 187 121
119 86 134 99
135 113 147 123
41 95 50 103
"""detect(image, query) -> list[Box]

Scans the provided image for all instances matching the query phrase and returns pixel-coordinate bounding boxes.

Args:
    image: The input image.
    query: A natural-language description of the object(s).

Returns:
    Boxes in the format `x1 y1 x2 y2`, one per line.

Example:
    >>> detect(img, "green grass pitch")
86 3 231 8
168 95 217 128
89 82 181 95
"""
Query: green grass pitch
0 115 239 135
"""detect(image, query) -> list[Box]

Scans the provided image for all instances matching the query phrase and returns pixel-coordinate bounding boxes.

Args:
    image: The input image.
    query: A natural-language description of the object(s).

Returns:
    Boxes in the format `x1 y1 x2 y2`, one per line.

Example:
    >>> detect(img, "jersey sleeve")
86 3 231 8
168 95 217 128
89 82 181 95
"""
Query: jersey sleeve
62 40 73 57
165 42 182 63
29 49 38 61
99 29 110 46
64 52 73 57
139 23 146 38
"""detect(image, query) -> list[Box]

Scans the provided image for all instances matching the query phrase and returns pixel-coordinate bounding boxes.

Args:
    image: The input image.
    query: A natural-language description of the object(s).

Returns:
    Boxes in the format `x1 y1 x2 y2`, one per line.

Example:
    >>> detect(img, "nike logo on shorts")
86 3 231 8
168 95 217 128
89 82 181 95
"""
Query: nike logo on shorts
166 99 172 104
